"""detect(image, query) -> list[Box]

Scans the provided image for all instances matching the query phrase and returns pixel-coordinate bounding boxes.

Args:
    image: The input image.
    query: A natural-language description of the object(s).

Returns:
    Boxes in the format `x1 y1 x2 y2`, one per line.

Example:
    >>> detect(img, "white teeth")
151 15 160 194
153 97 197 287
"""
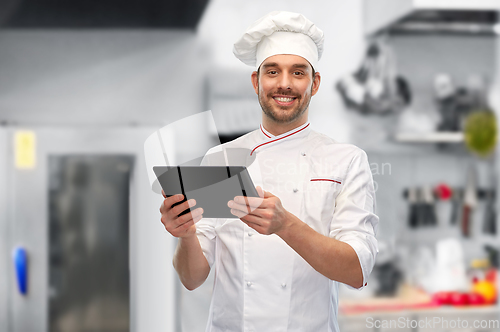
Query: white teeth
275 97 294 102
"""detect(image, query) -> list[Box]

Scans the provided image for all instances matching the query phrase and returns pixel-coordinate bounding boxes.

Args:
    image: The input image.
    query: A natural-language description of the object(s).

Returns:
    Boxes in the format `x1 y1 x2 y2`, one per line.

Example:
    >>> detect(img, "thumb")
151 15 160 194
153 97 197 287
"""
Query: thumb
256 186 265 198
264 190 275 198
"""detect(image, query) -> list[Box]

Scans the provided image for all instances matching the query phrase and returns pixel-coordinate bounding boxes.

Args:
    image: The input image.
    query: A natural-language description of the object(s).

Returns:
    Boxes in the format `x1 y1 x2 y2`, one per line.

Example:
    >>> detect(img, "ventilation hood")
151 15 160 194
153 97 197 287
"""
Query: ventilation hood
365 0 500 35
0 0 209 29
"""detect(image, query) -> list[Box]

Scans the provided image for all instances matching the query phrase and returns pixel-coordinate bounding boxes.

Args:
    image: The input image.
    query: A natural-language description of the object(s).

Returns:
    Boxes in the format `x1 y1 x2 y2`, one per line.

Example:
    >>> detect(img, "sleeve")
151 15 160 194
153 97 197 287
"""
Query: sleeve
329 149 379 290
195 218 217 267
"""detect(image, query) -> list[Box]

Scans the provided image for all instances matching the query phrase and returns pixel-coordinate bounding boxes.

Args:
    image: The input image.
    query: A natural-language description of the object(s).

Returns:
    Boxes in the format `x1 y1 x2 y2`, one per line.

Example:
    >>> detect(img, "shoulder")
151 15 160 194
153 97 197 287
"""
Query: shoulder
206 129 257 154
306 130 367 163
202 129 258 166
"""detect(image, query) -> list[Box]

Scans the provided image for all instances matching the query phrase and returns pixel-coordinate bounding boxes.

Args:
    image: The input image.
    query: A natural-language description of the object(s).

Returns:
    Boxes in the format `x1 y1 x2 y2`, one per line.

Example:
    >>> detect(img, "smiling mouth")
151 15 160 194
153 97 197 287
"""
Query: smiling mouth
273 96 297 106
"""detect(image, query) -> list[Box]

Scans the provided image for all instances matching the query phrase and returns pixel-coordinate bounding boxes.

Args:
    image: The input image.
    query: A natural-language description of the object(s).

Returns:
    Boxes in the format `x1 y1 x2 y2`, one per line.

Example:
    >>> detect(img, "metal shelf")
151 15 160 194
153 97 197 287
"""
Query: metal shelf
394 132 464 143
364 0 500 36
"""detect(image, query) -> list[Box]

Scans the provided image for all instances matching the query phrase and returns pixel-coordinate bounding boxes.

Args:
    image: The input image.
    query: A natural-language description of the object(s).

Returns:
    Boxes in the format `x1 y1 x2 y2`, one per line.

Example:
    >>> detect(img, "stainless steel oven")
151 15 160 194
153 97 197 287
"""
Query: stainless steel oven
0 126 177 332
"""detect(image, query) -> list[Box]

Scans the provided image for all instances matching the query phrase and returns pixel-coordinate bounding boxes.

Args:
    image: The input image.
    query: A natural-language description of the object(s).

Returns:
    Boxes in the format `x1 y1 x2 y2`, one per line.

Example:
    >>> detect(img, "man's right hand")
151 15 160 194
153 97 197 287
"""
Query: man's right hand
160 190 204 238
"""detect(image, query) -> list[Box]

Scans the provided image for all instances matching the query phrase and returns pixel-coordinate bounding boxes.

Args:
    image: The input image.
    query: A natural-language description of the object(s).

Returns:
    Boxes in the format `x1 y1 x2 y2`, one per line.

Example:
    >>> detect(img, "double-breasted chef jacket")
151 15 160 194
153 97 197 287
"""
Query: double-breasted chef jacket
196 121 379 332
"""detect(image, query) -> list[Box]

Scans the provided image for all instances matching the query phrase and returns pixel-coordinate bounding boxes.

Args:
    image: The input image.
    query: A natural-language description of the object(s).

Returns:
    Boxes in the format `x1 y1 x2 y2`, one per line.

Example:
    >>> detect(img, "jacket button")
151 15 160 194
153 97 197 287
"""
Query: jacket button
281 283 286 288
301 152 306 156
248 232 253 237
293 188 298 193
247 281 252 287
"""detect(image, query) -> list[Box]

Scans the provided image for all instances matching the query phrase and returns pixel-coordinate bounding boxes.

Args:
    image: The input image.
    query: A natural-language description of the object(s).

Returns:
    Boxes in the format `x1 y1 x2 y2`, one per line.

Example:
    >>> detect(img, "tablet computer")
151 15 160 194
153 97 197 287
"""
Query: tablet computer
153 166 259 219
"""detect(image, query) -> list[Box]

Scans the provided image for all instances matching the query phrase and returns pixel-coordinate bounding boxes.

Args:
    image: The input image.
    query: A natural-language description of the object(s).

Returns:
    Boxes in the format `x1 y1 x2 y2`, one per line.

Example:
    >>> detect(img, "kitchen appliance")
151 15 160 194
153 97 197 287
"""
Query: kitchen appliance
0 127 177 332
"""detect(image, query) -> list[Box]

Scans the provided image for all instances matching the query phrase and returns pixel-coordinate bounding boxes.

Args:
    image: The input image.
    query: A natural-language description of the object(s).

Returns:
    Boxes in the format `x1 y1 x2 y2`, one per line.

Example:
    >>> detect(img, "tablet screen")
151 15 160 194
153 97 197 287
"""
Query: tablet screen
154 166 259 219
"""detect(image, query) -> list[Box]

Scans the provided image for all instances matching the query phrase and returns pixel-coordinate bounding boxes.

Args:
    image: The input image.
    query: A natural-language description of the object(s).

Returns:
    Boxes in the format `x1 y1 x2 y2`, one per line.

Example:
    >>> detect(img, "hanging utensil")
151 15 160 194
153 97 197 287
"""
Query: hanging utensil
336 39 411 115
461 166 478 237
483 160 496 235
408 187 419 228
422 185 437 226
483 189 496 235
449 188 462 226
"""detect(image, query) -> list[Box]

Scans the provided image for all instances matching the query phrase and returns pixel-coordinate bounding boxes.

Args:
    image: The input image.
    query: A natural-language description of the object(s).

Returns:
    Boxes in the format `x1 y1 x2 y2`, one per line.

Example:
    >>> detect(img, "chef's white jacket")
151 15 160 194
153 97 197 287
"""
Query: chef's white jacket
196 122 379 332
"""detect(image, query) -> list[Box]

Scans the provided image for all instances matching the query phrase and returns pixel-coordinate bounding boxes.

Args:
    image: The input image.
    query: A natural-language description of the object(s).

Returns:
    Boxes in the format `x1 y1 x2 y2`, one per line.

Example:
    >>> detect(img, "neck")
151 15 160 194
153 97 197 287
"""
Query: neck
262 115 308 136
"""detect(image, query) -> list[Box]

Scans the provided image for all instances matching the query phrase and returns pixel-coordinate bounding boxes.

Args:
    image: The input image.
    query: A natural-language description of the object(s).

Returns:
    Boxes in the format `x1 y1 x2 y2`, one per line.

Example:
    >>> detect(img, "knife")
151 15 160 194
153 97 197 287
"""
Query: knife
461 166 478 237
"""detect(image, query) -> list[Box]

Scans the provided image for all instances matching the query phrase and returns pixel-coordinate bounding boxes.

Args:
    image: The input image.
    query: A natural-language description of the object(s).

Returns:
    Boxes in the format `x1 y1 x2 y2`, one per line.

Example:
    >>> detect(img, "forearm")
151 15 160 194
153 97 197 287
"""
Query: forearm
277 213 363 288
173 234 210 291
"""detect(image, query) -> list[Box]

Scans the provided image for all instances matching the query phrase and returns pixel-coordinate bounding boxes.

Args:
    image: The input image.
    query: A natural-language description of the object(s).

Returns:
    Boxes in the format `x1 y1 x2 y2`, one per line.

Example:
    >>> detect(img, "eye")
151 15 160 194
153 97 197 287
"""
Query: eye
293 71 304 76
267 70 278 75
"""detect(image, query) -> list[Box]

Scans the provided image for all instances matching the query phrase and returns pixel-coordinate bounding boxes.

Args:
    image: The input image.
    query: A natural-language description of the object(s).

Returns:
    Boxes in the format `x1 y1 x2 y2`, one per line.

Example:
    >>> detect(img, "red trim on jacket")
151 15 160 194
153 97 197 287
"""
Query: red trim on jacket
260 124 271 138
310 179 342 185
251 123 310 156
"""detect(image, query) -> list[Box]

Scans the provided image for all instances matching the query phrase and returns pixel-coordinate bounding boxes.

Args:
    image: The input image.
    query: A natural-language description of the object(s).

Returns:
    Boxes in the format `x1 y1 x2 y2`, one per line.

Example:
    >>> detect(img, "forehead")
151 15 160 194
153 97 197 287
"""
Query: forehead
260 54 313 71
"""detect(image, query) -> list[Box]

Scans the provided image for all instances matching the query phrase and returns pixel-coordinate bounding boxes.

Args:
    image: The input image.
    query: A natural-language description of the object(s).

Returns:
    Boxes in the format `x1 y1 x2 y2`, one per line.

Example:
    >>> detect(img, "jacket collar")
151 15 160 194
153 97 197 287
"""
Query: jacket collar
252 122 311 155
259 124 274 139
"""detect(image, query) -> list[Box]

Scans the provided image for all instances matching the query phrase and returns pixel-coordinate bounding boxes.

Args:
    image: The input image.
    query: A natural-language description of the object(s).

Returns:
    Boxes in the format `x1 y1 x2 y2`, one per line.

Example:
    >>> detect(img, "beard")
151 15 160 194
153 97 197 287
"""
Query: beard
258 86 312 124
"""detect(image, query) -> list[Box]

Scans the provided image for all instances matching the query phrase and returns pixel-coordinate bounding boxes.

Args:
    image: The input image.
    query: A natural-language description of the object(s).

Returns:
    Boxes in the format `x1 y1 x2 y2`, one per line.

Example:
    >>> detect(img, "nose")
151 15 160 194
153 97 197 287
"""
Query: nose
277 72 292 90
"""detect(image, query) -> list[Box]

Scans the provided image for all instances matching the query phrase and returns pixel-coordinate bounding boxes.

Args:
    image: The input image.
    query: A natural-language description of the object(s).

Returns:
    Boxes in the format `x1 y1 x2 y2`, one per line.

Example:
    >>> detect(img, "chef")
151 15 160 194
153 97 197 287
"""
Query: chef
159 11 379 332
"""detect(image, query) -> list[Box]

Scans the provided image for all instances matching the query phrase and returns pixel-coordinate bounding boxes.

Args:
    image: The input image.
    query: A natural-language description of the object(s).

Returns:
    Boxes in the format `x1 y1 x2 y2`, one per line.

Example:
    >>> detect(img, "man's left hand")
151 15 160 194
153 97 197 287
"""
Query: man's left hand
228 186 291 235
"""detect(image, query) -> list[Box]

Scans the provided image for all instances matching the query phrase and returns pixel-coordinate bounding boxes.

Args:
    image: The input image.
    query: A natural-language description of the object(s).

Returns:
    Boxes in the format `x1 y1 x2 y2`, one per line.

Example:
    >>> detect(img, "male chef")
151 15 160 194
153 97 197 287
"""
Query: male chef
159 11 379 332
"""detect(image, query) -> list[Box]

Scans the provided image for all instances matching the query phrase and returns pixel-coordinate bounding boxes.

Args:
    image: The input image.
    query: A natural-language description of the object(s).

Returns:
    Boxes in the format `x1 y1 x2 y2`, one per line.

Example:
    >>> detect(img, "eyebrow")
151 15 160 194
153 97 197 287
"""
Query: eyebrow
291 64 309 70
261 62 279 70
261 63 310 71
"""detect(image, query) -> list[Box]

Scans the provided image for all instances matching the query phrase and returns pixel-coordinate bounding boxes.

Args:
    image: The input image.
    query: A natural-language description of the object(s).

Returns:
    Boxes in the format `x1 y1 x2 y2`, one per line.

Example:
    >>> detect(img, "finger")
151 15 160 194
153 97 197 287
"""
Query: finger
160 194 182 214
175 207 203 227
164 194 184 210
161 189 167 198
230 208 264 225
175 214 203 235
230 207 250 219
237 212 264 227
191 213 204 224
170 218 196 237
228 200 261 215
256 186 265 198
171 198 196 217
160 196 175 214
233 196 265 208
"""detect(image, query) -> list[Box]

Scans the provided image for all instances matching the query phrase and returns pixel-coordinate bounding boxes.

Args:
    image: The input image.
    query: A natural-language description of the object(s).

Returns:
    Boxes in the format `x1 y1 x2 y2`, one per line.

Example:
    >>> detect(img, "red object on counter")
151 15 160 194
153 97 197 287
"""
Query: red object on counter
432 291 489 306
435 183 452 200
466 292 487 305
432 291 453 305
450 292 468 306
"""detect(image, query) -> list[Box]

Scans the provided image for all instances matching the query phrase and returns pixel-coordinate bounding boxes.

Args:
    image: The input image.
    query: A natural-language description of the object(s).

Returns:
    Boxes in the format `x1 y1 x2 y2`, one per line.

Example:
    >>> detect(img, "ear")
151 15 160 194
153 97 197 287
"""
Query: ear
311 71 321 96
251 71 259 95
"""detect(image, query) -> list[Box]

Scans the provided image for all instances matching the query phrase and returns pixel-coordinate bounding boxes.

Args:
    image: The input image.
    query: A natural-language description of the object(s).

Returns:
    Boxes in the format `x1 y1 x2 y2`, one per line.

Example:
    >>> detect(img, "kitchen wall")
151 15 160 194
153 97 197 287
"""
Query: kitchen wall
0 30 207 127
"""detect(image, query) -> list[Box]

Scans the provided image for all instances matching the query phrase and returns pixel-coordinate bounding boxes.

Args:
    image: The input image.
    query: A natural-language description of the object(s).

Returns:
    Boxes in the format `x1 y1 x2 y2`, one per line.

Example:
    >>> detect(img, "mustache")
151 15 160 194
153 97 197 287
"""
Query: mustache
267 90 299 97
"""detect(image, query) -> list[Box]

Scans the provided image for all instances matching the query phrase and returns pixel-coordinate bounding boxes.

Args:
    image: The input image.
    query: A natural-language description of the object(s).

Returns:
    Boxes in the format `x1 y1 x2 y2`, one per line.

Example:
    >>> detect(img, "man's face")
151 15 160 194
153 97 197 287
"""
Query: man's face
251 54 320 125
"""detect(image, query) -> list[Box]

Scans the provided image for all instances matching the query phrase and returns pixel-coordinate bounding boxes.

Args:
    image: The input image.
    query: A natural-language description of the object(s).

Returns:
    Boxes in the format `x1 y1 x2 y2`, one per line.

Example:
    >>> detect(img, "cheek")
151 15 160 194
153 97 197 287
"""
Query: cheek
298 87 312 99
259 81 274 93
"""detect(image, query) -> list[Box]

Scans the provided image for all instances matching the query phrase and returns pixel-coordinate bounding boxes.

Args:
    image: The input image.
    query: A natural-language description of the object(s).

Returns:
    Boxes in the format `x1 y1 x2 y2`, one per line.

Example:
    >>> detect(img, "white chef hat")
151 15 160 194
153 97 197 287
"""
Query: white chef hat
233 11 324 70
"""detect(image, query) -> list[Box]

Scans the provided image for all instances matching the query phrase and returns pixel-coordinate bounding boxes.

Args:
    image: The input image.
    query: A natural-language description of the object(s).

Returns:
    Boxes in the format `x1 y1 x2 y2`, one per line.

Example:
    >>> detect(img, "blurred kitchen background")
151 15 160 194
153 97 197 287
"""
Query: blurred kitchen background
1 0 500 331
